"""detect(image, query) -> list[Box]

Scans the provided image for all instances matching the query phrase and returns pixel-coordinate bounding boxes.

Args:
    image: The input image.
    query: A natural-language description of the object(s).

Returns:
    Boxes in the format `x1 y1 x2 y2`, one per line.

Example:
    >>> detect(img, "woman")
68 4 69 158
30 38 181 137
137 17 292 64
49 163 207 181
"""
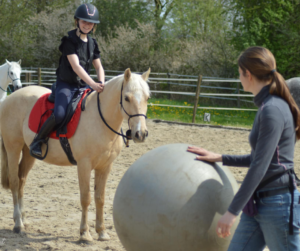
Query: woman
30 3 104 158
188 46 300 251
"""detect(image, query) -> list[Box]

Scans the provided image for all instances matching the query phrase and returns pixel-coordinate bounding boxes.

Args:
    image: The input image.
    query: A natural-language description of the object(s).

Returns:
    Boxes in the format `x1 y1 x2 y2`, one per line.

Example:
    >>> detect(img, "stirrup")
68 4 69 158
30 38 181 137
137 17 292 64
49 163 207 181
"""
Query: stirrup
29 139 49 160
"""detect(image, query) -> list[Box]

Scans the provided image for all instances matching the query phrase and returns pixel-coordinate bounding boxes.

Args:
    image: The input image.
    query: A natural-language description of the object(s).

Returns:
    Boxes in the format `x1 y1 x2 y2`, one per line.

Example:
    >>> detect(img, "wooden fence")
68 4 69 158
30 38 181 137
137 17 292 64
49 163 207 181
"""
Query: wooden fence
21 68 257 123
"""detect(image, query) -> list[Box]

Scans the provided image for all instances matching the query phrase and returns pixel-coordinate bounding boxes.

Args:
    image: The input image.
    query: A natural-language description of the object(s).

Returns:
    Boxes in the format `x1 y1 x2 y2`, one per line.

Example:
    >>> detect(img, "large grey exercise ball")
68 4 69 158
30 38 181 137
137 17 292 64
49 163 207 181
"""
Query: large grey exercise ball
113 143 240 251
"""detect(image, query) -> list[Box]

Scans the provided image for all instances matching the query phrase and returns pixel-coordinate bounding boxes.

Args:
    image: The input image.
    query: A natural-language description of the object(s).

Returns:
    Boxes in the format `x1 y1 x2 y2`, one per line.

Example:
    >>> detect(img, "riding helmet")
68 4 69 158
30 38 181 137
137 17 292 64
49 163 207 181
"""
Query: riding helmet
74 3 100 24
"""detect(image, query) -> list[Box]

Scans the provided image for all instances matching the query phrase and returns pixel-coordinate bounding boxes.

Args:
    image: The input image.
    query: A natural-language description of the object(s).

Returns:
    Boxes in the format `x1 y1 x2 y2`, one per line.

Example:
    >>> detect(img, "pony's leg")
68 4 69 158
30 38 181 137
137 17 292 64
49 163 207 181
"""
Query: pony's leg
94 165 112 241
7 143 24 233
18 144 36 224
77 161 93 243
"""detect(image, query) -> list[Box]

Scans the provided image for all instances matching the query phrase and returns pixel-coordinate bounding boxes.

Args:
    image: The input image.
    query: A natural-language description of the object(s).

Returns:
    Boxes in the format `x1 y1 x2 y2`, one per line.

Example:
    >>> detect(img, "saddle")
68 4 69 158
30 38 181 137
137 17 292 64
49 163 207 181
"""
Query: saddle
29 83 92 165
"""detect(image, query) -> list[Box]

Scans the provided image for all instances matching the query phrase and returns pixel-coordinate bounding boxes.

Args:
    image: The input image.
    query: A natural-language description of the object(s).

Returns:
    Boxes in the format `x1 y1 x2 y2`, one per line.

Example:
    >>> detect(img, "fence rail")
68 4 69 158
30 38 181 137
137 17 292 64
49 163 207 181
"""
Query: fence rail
20 68 257 123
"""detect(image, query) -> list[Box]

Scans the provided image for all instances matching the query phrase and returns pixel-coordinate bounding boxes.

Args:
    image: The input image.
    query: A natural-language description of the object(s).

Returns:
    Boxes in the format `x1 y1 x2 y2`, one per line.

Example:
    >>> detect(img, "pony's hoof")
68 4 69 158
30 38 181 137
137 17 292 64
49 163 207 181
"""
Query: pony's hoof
79 231 93 243
98 231 110 241
13 226 23 234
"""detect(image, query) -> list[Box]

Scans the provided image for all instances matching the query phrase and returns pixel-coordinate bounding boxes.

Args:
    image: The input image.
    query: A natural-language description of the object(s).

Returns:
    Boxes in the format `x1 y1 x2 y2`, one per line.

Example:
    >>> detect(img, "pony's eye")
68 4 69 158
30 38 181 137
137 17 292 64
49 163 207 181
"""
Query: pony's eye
125 96 130 102
10 72 13 75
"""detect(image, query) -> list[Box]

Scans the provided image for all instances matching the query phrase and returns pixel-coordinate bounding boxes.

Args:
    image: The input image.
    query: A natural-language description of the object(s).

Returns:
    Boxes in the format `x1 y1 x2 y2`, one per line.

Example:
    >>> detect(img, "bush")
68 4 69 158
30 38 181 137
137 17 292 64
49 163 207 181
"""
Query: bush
27 2 79 67
97 22 239 77
96 22 173 72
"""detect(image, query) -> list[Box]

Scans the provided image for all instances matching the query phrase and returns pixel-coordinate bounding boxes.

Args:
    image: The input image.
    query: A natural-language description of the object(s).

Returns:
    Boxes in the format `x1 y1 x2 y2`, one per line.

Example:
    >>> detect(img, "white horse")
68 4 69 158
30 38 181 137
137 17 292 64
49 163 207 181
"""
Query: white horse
0 60 22 103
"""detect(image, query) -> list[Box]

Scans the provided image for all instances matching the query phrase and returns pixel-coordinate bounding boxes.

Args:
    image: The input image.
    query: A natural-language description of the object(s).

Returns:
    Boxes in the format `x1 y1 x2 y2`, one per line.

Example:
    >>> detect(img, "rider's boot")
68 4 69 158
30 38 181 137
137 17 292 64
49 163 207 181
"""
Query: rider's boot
30 113 56 158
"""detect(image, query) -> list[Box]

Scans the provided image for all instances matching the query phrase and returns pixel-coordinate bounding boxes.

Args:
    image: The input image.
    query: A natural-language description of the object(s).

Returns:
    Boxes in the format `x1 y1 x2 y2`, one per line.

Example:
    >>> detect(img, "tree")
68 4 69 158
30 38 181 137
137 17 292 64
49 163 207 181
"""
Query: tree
168 0 230 38
91 0 151 38
0 0 74 64
230 0 300 77
152 0 175 36
280 3 300 76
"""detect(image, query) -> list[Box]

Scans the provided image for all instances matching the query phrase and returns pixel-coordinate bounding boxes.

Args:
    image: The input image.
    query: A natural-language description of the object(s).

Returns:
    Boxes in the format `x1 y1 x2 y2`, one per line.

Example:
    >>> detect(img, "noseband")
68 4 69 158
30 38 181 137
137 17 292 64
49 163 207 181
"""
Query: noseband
97 81 147 147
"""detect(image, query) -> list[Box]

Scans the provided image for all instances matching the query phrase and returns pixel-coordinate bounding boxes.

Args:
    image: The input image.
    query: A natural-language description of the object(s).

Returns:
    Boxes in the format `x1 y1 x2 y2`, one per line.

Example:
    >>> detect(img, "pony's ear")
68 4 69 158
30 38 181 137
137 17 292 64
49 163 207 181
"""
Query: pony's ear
18 59 21 65
124 68 131 82
5 59 11 65
142 68 151 81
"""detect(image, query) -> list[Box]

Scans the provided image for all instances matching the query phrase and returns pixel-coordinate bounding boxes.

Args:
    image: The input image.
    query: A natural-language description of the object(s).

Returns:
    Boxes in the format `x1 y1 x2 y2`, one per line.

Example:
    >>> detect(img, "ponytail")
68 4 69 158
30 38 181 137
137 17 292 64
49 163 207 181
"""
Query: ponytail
270 72 300 139
238 46 300 140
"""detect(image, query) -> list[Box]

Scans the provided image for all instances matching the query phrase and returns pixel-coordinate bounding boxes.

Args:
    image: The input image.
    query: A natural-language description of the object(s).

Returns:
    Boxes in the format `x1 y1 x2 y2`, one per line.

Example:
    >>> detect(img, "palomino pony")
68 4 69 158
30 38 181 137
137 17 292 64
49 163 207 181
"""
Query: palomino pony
0 68 150 242
0 60 22 103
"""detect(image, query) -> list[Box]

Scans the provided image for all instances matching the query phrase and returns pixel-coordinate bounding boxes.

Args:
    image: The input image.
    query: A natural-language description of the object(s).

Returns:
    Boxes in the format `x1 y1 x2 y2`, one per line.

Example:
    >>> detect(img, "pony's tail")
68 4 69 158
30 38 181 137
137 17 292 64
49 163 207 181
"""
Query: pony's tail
1 136 9 189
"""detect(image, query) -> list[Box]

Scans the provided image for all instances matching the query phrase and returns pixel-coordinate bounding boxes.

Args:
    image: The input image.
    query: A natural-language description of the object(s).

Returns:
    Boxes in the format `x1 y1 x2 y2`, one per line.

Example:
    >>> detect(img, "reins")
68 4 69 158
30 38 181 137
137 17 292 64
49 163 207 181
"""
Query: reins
97 81 147 147
0 85 10 92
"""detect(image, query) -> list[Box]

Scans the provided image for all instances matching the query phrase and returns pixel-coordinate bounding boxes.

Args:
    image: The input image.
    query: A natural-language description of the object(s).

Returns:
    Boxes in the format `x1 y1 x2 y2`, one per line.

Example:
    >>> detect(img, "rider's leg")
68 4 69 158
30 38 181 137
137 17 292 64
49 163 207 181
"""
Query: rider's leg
30 113 56 158
53 80 77 126
30 80 77 158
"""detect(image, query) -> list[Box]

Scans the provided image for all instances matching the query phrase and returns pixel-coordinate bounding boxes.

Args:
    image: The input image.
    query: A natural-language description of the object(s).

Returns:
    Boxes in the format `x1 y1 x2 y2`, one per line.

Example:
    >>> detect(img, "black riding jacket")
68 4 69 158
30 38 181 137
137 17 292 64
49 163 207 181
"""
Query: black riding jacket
56 29 100 88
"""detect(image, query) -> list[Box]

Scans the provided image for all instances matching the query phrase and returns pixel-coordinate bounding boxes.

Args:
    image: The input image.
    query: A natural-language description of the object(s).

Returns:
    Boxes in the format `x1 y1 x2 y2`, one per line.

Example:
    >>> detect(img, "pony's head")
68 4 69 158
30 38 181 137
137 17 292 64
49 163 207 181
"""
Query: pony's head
121 68 150 143
6 59 22 91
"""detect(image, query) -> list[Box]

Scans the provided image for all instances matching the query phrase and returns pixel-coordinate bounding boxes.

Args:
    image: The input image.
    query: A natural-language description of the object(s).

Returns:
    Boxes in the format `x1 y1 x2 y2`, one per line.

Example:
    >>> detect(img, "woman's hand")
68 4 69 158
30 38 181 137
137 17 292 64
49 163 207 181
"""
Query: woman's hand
216 211 237 238
91 81 104 93
187 146 222 162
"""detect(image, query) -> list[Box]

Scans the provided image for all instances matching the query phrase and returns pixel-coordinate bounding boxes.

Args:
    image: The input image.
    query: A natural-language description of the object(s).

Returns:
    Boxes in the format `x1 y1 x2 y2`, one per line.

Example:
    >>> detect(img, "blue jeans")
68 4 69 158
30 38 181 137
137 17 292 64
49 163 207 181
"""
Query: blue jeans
228 188 300 251
53 80 86 126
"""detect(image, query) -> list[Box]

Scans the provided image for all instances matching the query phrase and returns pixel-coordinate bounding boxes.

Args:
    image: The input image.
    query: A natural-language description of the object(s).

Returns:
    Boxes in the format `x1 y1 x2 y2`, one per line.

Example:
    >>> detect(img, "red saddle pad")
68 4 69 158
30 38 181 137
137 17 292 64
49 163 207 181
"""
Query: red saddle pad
28 90 89 139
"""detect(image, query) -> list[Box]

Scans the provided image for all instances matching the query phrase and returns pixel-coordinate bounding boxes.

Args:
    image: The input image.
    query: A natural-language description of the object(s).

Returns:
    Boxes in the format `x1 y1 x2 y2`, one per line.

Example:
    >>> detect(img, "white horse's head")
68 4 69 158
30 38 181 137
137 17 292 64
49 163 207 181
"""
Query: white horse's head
121 68 151 143
6 59 22 91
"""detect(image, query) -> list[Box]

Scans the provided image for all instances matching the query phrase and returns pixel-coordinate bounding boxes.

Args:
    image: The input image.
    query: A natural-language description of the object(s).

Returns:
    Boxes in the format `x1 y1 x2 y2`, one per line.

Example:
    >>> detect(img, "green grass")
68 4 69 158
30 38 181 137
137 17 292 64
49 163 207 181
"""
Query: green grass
147 98 257 129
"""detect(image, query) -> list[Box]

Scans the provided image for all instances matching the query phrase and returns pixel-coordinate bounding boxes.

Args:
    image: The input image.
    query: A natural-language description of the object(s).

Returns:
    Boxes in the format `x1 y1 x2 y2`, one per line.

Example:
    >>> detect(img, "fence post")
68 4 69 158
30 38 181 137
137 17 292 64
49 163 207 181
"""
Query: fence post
237 82 240 108
192 74 202 123
167 72 171 100
38 68 41 85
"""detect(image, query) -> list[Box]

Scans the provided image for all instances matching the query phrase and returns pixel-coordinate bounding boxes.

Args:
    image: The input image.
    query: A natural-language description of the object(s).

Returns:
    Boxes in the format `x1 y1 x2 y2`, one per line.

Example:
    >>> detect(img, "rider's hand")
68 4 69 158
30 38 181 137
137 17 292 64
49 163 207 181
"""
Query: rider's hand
91 81 104 93
187 146 222 162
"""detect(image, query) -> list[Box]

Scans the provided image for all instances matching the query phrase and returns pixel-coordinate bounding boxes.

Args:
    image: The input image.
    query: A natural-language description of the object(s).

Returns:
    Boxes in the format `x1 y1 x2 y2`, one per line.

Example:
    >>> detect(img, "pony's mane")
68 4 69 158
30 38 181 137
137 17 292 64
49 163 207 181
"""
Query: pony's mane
106 73 150 96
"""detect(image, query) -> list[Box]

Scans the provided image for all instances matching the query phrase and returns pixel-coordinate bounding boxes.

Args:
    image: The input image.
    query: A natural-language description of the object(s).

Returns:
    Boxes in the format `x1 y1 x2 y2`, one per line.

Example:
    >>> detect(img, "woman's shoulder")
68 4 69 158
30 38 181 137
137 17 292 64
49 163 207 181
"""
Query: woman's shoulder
266 95 290 110
261 95 292 121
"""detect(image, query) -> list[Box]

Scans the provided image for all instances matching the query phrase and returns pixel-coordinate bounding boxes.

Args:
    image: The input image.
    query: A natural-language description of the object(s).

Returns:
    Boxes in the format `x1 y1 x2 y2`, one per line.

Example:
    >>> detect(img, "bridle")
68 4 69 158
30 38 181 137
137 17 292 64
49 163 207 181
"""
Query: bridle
8 66 20 84
97 81 147 147
119 82 147 126
0 66 20 92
